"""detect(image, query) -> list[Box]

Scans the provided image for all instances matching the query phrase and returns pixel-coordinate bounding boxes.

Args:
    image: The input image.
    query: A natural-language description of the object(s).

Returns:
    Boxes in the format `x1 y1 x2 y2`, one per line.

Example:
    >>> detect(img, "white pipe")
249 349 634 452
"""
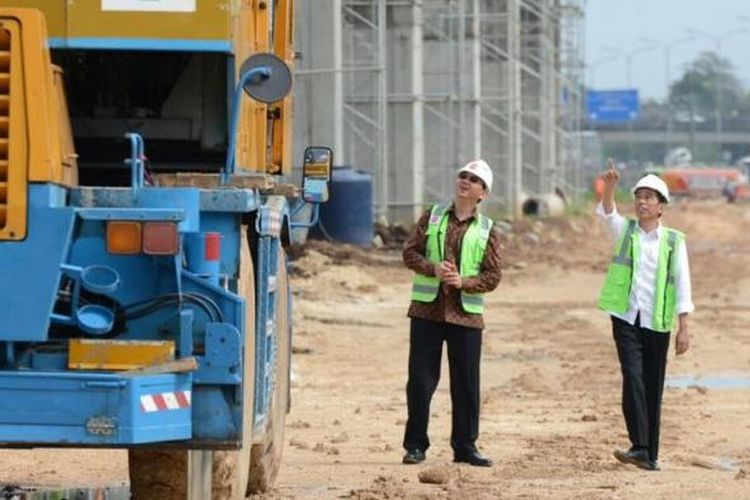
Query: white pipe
472 0 482 158
333 0 344 163
377 0 389 219
508 0 523 217
412 0 425 220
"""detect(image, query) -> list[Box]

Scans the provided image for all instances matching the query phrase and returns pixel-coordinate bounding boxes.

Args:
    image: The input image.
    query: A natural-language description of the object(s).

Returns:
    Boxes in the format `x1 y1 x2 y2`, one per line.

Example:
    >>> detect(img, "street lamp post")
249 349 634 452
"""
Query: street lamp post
601 43 659 162
587 55 620 89
640 35 698 154
688 26 750 160
603 44 659 88
585 56 621 162
664 37 699 153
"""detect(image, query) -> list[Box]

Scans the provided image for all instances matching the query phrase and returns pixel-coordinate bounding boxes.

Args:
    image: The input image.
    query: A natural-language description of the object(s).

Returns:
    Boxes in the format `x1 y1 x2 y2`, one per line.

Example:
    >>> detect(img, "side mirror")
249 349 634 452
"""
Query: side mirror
224 53 293 180
238 53 293 104
302 147 333 203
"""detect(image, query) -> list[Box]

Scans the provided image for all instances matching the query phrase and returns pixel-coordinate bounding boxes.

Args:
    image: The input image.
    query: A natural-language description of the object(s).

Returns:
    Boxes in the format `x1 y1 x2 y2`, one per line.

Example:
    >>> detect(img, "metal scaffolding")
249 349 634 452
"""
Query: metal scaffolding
293 0 388 215
341 0 389 217
557 0 586 200
294 0 585 222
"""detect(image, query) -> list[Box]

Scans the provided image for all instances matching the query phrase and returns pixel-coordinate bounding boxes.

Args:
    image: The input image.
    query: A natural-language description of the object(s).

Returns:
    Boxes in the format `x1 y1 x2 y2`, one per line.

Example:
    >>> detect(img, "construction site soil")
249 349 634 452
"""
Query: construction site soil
1 199 749 499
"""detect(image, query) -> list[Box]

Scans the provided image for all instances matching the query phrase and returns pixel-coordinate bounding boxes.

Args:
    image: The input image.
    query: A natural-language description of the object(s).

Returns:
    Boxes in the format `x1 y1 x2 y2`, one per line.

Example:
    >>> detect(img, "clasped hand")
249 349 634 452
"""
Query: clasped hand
435 260 462 289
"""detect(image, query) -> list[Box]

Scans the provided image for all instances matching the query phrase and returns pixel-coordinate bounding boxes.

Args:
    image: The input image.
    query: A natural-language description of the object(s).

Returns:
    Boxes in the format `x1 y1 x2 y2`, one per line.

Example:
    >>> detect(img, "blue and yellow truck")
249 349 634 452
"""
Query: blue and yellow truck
0 1 330 497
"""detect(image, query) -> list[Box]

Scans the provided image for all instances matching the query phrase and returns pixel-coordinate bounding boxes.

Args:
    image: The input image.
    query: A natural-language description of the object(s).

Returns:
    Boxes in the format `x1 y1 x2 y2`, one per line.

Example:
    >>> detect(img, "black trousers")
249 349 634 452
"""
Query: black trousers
612 315 671 461
403 317 482 456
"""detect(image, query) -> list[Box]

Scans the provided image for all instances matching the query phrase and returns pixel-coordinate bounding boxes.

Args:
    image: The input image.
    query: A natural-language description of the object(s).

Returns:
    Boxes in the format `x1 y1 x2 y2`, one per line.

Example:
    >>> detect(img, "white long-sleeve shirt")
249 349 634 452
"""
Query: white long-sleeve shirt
597 203 694 330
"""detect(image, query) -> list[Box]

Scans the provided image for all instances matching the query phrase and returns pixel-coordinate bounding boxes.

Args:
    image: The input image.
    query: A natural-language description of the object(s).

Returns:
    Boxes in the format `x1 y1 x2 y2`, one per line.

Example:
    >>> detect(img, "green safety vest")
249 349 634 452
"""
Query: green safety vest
598 218 684 333
411 204 493 314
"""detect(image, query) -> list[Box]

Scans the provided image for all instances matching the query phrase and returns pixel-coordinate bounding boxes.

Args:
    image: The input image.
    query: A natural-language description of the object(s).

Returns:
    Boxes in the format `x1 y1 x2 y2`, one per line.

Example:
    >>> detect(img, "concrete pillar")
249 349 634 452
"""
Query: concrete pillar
411 0 425 221
471 0 482 160
377 0 389 219
508 0 523 217
293 0 344 166
540 0 557 194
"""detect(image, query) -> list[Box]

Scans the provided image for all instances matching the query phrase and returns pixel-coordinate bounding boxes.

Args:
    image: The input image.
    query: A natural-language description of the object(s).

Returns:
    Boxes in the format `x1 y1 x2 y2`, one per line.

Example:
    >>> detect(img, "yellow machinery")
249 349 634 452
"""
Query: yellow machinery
7 0 294 183
0 11 78 239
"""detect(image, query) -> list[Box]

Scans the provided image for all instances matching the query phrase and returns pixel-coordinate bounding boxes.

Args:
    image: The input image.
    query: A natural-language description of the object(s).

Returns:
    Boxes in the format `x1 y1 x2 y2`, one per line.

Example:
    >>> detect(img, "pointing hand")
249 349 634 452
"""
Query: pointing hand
602 158 620 187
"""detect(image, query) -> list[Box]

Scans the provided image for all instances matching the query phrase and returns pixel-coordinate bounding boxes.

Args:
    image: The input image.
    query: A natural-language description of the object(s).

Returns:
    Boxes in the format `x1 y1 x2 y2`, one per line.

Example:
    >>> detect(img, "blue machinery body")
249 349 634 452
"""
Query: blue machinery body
0 114 318 447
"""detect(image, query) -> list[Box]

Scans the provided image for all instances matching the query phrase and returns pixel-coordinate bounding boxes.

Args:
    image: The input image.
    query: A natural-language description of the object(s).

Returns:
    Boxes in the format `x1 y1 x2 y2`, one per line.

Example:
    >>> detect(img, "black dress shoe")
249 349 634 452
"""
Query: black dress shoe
613 448 653 470
453 451 493 467
403 449 426 464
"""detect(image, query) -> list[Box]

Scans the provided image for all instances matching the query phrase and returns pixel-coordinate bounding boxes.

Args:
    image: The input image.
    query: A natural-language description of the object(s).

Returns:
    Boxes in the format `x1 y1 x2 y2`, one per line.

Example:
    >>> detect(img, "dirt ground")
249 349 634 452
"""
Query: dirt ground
2 199 750 499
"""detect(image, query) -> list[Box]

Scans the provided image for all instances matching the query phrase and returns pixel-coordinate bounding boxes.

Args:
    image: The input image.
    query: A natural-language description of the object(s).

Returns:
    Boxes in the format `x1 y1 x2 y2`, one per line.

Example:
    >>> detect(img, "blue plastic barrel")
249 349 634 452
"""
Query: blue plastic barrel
314 166 373 246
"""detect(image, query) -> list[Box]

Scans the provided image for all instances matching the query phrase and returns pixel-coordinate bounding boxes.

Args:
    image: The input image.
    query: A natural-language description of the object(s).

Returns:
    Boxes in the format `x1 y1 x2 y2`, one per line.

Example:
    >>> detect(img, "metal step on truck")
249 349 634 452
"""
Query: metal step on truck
0 2 331 498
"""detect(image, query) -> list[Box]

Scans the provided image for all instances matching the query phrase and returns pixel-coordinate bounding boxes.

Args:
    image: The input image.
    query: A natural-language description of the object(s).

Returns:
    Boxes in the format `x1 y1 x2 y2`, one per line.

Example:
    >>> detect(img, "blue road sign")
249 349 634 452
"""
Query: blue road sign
586 89 640 123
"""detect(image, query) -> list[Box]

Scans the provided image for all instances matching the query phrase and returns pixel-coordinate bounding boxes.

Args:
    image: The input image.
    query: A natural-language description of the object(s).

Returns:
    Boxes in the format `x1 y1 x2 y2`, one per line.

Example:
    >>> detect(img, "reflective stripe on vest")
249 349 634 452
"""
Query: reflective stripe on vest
411 204 493 314
652 229 680 331
598 219 683 332
612 219 637 266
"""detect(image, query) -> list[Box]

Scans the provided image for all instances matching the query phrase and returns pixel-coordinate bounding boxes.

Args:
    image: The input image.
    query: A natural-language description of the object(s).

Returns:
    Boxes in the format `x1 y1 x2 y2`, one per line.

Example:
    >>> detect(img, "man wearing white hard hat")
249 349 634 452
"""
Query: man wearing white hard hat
597 159 694 472
401 159 502 467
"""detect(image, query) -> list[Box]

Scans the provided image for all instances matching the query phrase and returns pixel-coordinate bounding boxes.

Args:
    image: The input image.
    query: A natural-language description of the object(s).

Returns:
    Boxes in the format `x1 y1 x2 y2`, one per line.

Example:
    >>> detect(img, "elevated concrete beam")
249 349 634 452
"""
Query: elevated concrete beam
597 130 750 145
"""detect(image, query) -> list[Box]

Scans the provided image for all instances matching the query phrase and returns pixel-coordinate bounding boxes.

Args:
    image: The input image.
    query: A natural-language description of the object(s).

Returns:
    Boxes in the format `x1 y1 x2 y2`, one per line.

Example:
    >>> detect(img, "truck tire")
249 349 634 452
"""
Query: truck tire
247 248 290 494
128 227 256 500
128 448 187 499
211 227 257 499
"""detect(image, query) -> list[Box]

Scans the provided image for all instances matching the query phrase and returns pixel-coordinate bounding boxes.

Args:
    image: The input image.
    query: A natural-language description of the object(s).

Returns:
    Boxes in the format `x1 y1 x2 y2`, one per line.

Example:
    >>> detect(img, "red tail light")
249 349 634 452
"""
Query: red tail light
143 222 179 255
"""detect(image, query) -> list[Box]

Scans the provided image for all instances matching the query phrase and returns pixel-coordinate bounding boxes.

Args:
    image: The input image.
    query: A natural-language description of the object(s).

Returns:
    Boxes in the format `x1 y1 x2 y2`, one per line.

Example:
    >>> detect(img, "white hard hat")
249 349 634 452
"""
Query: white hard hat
632 174 670 203
458 159 493 192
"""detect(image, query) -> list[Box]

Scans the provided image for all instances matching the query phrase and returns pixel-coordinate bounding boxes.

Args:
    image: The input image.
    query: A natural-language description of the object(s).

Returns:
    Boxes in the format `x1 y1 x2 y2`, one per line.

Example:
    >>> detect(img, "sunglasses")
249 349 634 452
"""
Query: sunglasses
458 171 484 186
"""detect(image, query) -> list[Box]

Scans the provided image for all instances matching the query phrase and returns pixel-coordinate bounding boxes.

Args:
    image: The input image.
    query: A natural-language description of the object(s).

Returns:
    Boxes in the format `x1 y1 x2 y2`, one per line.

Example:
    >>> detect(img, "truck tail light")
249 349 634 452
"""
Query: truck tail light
143 222 179 255
106 221 141 254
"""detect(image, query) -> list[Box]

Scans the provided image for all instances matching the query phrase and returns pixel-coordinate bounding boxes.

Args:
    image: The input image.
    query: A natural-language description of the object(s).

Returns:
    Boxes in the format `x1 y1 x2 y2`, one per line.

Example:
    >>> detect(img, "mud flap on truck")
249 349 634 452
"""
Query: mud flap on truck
252 196 288 435
0 371 192 445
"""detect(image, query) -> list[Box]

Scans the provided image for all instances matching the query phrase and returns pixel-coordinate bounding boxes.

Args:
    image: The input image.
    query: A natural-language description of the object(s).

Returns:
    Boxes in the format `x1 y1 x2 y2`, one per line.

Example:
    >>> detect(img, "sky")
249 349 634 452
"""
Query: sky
585 0 750 100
